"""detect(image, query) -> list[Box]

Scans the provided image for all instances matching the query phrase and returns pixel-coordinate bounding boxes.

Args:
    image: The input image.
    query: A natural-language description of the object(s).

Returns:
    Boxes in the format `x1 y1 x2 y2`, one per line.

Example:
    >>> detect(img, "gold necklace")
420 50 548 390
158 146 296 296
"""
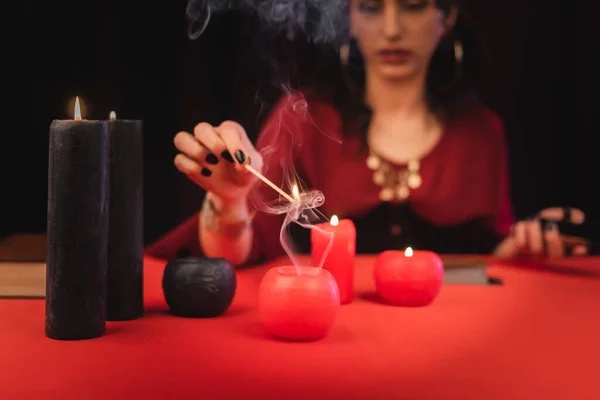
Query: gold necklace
366 152 422 202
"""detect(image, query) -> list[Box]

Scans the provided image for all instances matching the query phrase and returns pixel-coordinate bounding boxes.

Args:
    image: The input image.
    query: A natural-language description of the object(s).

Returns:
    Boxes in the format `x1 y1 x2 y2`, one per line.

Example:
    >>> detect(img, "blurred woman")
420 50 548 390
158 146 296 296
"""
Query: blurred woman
156 0 585 265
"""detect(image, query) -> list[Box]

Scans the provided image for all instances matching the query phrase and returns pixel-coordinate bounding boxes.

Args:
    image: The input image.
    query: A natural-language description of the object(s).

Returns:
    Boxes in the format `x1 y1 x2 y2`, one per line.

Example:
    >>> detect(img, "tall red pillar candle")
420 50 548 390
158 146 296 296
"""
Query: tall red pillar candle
311 215 356 304
46 97 109 340
374 247 444 307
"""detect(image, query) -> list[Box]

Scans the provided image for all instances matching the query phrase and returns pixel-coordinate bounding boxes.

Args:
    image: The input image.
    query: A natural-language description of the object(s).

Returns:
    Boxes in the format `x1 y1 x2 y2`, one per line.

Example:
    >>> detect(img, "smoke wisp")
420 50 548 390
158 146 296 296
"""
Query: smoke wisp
248 89 338 273
185 2 343 273
186 0 348 44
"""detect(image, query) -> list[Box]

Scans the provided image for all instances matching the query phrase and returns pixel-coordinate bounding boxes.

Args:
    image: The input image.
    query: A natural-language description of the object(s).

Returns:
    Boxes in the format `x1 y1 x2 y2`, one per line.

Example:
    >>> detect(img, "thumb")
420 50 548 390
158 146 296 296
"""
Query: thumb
231 156 258 187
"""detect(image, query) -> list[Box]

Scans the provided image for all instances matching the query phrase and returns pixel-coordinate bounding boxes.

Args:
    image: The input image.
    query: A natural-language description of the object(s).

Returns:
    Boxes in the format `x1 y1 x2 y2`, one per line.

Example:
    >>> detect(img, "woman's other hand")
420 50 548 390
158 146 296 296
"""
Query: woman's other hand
173 121 263 203
493 207 587 259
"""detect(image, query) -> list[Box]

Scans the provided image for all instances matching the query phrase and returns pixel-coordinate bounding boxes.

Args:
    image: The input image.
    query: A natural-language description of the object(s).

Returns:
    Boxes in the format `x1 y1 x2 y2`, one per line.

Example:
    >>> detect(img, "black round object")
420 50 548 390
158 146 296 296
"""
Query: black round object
162 257 237 318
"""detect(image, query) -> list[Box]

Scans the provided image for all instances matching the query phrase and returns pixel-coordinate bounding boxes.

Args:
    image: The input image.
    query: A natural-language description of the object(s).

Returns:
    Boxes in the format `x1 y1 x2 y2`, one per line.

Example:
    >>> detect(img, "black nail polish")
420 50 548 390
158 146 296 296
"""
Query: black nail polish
544 221 556 231
221 150 234 163
234 150 246 164
205 153 219 165
563 207 572 223
201 168 212 177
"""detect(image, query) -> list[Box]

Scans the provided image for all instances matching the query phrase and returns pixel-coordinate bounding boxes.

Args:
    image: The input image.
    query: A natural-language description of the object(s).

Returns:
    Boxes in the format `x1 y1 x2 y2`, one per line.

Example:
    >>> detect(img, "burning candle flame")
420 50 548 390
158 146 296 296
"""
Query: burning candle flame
405 247 413 257
330 215 339 226
109 111 116 120
74 97 82 120
292 185 300 201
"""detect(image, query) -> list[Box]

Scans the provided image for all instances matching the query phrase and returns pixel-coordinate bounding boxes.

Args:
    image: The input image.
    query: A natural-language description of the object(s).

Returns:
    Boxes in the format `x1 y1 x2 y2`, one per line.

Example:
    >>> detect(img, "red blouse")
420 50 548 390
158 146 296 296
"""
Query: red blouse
147 93 514 262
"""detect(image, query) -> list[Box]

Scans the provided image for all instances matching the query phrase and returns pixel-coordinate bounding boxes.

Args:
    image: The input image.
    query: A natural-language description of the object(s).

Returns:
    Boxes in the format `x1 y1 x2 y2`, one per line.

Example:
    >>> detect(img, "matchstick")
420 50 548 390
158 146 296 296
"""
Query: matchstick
245 164 295 203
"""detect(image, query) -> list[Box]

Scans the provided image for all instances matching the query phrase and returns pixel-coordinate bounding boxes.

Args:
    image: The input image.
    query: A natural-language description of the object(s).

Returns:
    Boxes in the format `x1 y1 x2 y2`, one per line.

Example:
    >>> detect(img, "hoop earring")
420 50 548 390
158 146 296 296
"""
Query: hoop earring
340 42 350 65
453 40 463 64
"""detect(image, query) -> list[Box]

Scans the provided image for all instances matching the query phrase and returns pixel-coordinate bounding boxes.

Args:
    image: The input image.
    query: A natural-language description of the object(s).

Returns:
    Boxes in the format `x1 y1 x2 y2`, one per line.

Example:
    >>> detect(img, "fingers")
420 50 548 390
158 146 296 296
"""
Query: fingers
215 121 251 173
174 131 206 161
562 235 590 248
194 121 254 174
174 153 214 188
510 219 550 257
174 131 216 177
512 221 527 249
535 206 589 257
562 235 591 257
509 220 543 255
495 220 542 259
572 245 588 256
174 153 201 177
528 220 587 259
542 221 564 258
525 219 544 256
193 122 232 164
173 121 259 198
501 218 589 260
537 207 585 225
491 235 517 259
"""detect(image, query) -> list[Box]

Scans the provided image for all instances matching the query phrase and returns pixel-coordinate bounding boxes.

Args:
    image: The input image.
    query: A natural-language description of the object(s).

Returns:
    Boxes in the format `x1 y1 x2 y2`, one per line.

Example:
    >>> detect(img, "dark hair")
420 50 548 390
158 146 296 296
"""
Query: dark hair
288 0 487 139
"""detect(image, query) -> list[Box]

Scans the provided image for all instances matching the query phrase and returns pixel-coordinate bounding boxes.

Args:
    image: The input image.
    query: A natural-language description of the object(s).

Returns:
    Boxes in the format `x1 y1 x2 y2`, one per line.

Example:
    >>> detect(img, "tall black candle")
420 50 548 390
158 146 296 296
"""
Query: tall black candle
106 112 144 321
46 98 109 340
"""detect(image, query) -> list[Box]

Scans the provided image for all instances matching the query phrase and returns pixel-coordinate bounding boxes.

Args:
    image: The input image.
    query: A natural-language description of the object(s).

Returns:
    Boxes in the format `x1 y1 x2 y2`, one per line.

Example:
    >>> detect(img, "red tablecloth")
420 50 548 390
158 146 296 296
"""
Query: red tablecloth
2 256 600 400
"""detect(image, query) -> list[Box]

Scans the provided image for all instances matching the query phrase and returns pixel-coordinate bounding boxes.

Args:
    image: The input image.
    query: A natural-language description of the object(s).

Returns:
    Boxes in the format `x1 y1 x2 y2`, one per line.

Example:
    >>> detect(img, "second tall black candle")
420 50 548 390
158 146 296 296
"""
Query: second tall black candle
106 118 144 321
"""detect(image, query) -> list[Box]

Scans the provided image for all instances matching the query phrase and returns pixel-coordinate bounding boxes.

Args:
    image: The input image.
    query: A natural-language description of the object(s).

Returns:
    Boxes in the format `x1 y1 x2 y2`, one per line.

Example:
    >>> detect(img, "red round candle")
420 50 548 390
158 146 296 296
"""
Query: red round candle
258 266 340 341
311 216 356 304
374 248 444 307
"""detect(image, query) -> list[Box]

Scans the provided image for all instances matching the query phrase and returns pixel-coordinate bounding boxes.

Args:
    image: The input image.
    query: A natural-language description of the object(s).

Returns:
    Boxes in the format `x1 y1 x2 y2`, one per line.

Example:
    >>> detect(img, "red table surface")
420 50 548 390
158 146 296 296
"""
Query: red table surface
2 255 600 400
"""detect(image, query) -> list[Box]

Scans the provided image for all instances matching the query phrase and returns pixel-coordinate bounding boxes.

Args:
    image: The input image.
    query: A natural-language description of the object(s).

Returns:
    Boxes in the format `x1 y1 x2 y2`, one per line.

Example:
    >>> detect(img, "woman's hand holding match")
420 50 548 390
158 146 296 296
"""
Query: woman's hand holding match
173 120 296 266
174 121 263 205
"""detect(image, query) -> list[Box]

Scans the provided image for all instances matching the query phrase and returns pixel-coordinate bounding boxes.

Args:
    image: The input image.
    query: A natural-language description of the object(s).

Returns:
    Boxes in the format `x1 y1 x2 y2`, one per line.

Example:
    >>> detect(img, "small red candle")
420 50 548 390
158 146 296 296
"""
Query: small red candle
374 247 444 307
311 215 356 304
258 266 340 341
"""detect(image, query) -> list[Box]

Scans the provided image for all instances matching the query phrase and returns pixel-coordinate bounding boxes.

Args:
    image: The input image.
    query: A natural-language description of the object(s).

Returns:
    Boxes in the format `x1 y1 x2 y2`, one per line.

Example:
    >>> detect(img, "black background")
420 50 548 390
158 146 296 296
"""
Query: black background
8 0 598 245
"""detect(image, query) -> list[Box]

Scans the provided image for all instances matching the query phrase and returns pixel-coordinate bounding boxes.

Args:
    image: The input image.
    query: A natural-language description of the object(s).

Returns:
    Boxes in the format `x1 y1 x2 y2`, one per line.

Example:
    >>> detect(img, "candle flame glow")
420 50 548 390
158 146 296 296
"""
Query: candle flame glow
330 215 339 226
292 184 300 201
74 97 82 120
405 247 413 257
109 111 116 120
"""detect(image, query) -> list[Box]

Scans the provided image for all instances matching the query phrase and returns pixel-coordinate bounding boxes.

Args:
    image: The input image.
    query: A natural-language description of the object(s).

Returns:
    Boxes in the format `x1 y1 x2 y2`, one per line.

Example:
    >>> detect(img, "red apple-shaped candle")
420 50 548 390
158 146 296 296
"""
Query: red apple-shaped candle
258 266 340 341
374 247 444 307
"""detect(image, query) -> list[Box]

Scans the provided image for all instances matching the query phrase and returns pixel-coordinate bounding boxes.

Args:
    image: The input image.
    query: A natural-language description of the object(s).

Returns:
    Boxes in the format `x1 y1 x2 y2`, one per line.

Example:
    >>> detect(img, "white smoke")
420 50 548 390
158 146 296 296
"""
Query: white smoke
186 0 349 44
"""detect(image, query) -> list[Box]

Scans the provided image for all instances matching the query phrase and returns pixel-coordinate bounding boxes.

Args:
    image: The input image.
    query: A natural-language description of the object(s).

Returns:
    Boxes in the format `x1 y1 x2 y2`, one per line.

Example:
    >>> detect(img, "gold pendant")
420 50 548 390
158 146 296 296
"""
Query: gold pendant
396 185 410 201
369 151 422 203
367 154 381 170
373 170 385 185
379 187 394 201
407 173 422 189
407 160 420 172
